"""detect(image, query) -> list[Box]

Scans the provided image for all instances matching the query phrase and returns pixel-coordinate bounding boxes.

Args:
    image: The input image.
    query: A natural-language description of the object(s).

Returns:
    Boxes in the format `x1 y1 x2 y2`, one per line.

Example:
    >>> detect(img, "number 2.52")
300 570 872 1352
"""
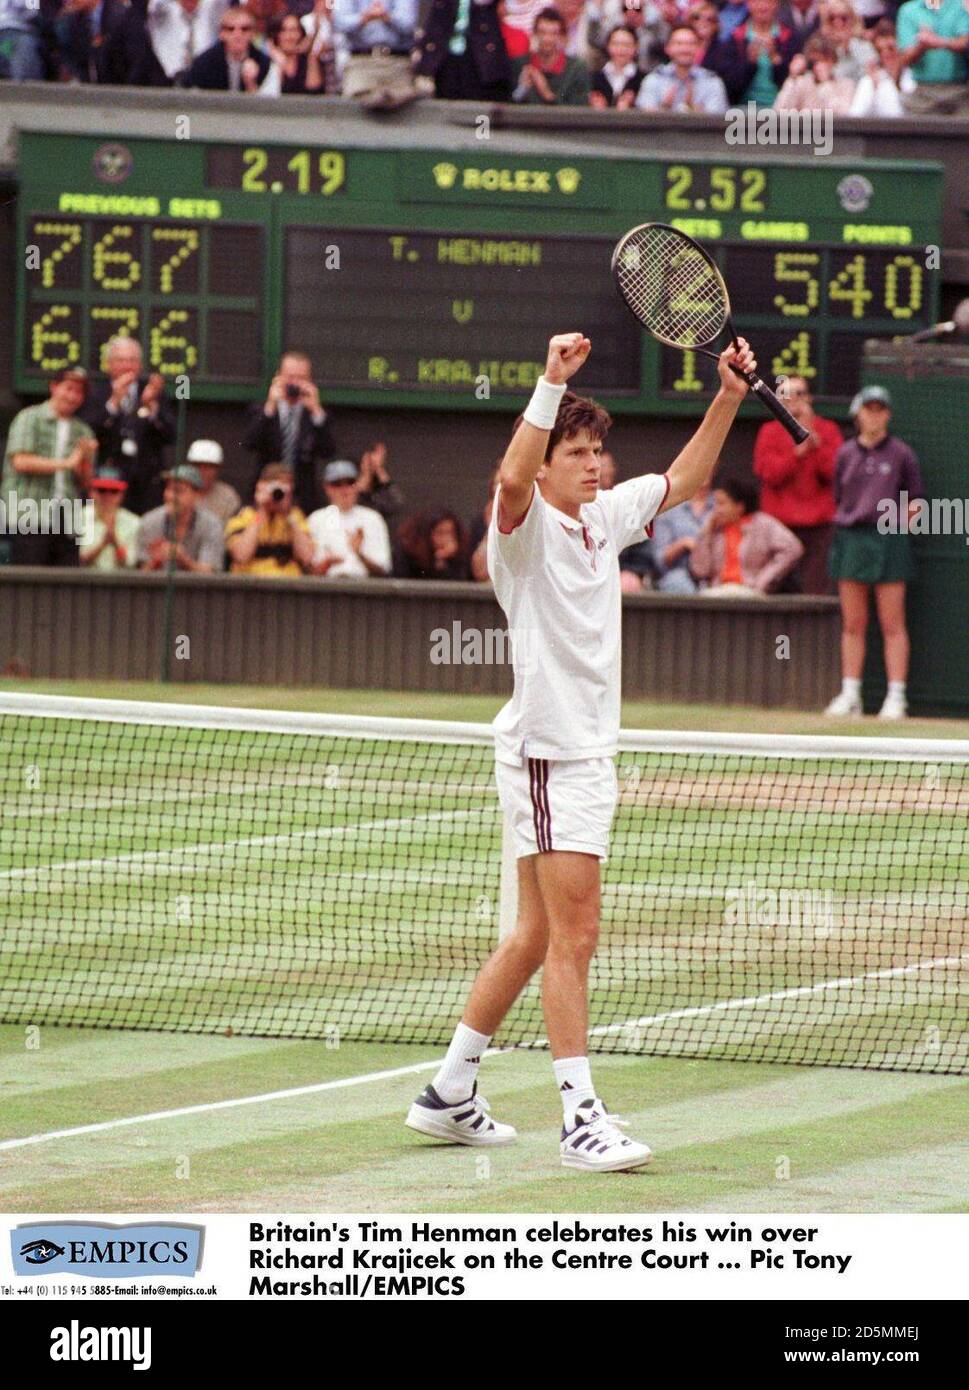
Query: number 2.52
666 165 767 213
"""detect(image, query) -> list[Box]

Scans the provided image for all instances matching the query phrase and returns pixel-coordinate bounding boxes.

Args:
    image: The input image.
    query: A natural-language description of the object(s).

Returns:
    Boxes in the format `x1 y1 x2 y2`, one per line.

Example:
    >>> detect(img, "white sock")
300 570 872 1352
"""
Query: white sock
433 1023 491 1103
888 681 906 698
553 1056 595 1123
843 677 862 698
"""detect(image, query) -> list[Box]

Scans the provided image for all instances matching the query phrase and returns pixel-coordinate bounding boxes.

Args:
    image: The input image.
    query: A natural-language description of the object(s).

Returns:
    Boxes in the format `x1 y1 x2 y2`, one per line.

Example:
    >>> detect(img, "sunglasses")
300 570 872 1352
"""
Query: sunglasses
221 23 253 31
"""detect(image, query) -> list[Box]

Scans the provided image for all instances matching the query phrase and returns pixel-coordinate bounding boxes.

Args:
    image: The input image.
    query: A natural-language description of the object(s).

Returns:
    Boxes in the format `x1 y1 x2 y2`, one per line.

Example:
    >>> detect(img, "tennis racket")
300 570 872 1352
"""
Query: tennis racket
611 223 809 445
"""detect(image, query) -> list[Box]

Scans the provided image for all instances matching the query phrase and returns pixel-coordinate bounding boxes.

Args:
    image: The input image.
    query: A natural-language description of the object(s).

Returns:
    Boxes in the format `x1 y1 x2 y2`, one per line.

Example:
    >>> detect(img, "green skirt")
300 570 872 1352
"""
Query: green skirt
828 526 915 585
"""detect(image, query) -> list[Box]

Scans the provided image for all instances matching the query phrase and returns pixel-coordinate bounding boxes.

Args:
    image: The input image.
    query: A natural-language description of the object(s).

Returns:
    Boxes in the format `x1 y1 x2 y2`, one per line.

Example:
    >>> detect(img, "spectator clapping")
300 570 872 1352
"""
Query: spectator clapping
261 10 326 91
136 464 224 573
394 509 471 579
590 23 644 105
776 34 856 110
512 6 591 103
181 3 272 87
849 17 916 115
636 22 728 110
812 0 875 82
79 466 140 570
895 0 969 115
0 0 958 129
80 336 175 517
356 442 406 531
729 0 803 106
307 459 392 577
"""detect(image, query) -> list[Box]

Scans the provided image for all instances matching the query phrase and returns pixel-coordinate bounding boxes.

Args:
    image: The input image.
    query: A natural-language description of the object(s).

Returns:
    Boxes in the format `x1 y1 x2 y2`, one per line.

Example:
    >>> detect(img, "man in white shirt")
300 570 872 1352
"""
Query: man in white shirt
406 329 755 1171
307 460 392 578
147 0 228 82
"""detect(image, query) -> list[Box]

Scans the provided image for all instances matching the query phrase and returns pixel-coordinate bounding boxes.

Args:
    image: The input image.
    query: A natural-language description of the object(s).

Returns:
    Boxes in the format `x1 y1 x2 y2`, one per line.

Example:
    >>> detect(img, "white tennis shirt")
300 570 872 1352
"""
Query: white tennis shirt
487 473 670 766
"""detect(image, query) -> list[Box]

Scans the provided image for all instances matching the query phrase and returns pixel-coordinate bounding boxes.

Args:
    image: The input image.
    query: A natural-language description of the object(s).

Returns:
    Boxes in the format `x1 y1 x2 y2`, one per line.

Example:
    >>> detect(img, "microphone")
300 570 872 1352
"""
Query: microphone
907 299 969 344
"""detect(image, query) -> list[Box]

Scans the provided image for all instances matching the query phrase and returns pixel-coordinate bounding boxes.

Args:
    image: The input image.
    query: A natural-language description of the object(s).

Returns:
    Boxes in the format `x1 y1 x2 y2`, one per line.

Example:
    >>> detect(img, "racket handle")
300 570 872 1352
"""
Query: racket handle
730 366 809 444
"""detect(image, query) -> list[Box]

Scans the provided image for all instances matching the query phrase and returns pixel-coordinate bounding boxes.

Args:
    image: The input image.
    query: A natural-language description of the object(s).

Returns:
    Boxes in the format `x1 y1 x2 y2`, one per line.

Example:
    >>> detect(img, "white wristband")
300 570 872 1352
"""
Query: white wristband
522 376 567 431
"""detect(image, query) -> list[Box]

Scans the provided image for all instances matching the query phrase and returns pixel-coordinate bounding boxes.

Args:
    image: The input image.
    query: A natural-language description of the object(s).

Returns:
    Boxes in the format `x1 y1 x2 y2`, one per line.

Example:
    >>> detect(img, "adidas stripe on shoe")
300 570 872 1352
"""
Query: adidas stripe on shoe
560 1098 652 1172
406 1082 517 1147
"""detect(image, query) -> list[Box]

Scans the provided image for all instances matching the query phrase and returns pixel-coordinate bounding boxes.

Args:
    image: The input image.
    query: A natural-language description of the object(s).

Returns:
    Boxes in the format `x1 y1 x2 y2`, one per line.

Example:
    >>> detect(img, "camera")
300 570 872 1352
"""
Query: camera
269 485 288 503
285 383 302 403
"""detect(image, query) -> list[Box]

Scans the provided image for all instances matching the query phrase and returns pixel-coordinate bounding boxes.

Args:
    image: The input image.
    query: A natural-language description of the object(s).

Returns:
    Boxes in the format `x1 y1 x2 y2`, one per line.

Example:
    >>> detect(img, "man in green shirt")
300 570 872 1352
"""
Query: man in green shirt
897 0 969 114
2 367 98 565
512 6 590 105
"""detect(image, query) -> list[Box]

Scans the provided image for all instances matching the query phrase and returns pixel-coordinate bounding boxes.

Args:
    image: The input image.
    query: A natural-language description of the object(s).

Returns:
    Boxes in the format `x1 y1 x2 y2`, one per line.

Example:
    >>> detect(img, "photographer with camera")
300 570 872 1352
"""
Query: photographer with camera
244 350 338 516
225 463 315 577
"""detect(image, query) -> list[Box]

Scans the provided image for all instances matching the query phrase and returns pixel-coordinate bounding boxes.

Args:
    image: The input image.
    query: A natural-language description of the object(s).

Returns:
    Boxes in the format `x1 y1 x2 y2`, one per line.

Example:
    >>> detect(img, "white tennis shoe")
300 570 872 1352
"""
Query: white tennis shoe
560 1098 653 1172
406 1082 517 1146
825 690 863 717
878 690 907 720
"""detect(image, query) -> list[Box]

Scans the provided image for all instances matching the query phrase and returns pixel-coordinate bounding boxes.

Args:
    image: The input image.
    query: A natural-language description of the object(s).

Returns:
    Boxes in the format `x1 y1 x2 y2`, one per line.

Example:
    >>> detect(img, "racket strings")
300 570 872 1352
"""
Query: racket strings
615 226 726 347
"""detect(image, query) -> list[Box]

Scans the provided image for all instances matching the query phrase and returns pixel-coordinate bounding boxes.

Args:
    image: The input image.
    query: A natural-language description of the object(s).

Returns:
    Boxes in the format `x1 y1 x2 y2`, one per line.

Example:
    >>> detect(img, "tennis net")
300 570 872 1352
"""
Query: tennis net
1 692 967 1073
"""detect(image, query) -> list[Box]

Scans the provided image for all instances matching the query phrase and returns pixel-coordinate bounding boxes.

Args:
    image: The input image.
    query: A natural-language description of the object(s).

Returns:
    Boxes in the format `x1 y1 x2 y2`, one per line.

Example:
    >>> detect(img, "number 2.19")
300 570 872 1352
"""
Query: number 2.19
241 147 345 196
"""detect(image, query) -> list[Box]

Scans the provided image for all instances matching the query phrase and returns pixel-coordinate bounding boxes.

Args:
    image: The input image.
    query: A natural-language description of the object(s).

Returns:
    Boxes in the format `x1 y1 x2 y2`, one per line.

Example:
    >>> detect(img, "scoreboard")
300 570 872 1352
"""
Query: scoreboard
15 133 944 414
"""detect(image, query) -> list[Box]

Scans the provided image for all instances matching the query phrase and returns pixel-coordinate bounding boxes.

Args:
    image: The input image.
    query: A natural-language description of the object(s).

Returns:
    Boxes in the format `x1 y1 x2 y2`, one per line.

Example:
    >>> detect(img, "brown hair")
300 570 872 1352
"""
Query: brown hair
396 509 470 574
512 391 612 463
715 471 759 515
534 5 566 32
804 34 838 63
268 12 303 40
259 462 294 485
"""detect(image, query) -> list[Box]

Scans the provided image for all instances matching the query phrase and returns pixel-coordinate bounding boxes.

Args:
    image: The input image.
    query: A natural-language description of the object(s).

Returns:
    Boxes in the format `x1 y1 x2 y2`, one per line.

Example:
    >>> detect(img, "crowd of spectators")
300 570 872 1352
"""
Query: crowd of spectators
0 338 473 580
0 338 925 715
0 335 904 597
2 0 967 114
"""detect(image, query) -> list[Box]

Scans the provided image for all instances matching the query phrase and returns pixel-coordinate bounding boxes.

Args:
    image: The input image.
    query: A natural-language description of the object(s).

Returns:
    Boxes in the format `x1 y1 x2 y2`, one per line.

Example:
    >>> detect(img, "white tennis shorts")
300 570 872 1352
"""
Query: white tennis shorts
495 756 619 861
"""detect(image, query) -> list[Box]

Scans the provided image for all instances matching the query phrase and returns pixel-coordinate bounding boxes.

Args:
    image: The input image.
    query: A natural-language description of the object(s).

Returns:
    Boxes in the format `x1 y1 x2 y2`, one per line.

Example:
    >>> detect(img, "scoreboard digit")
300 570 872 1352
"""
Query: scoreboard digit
22 215 264 383
14 134 943 410
657 243 937 403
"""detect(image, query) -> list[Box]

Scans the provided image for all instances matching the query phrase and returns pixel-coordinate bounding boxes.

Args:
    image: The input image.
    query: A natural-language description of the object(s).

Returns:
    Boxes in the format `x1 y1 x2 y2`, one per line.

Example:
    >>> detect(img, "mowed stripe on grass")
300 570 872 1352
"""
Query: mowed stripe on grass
1 1030 966 1214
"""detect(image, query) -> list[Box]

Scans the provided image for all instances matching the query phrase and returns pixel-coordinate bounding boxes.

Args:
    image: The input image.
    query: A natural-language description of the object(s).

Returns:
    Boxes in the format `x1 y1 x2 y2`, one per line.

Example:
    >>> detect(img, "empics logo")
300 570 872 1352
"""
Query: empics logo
19 1239 66 1266
12 1222 203 1278
50 1321 151 1372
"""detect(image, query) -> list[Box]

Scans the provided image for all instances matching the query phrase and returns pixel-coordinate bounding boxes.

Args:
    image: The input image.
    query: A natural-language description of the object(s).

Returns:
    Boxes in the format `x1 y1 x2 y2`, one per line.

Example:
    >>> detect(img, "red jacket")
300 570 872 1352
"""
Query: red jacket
753 415 842 529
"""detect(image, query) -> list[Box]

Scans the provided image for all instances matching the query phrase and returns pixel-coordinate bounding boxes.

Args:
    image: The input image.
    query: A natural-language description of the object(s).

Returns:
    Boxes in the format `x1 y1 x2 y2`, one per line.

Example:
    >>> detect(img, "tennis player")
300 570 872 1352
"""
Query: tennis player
407 331 755 1171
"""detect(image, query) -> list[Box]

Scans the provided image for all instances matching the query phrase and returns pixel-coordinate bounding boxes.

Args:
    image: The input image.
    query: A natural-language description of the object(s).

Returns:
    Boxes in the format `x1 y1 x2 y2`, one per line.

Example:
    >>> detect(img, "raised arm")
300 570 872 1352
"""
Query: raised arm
496 333 591 529
661 340 755 512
